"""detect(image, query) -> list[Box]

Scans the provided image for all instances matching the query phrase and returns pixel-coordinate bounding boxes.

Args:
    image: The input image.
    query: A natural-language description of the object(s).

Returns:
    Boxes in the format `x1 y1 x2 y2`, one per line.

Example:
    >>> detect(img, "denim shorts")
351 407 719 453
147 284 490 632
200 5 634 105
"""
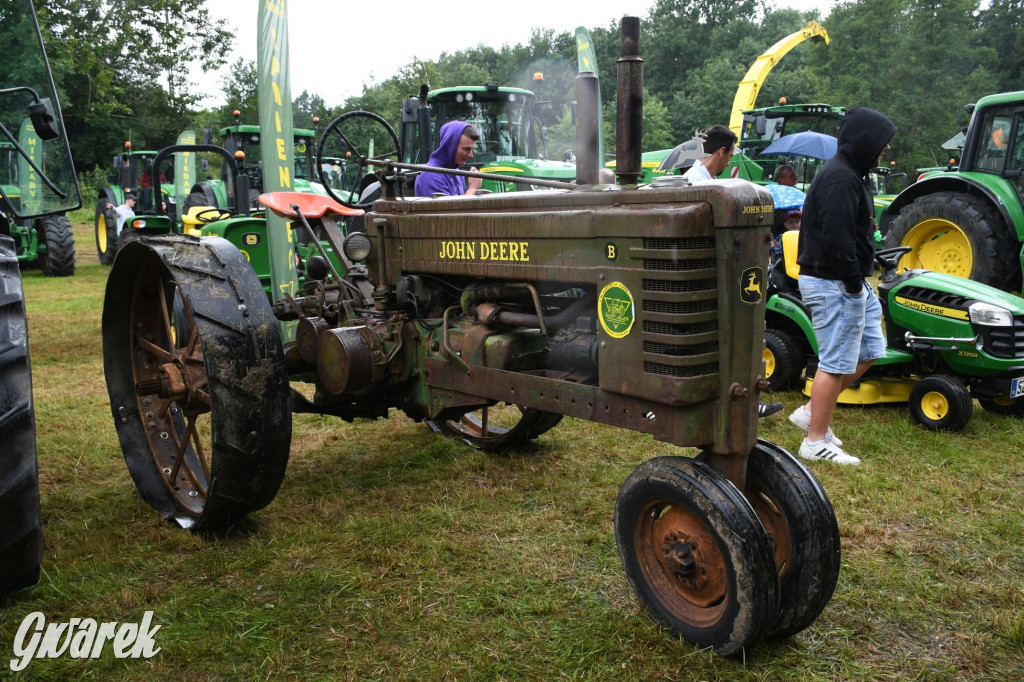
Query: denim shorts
798 274 885 375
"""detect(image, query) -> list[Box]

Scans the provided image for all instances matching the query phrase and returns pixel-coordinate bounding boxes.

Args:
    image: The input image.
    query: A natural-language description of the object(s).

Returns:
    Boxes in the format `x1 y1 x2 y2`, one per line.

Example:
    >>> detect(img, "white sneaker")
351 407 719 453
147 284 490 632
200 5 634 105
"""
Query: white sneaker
788 405 843 446
799 438 861 466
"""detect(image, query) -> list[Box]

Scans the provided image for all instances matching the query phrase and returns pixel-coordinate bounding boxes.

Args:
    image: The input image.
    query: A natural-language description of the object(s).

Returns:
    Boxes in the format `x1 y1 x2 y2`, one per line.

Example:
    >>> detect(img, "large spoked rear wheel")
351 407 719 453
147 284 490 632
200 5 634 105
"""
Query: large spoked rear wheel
426 404 562 452
103 235 292 529
736 440 841 639
614 456 779 656
0 236 42 595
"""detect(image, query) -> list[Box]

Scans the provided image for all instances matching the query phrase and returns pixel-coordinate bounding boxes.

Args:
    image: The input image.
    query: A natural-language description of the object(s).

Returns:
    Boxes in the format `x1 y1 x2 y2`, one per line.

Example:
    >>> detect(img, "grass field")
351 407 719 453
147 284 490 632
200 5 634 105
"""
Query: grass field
1 214 1022 680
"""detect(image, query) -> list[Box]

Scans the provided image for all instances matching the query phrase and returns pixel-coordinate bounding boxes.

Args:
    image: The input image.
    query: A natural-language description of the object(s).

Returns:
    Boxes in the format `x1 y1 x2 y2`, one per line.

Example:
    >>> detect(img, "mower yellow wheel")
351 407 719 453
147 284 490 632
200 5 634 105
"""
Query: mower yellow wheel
918 390 950 421
762 347 776 378
899 217 973 278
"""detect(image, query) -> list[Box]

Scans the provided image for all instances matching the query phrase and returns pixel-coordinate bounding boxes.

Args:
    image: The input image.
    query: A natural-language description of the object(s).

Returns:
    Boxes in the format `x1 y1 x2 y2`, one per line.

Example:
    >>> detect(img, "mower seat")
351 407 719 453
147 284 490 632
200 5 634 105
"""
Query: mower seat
768 230 801 296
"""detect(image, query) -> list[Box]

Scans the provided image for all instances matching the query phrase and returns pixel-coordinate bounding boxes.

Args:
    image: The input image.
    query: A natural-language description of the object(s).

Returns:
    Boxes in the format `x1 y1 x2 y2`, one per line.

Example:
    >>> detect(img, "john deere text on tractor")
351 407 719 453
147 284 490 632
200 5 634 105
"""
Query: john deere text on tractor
0 0 82 595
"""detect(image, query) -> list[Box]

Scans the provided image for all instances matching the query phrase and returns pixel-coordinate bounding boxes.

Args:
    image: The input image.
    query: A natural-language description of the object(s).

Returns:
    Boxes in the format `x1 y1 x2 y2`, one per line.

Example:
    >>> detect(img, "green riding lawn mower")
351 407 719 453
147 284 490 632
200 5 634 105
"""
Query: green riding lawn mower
765 231 1024 431
1 0 82 596
99 17 844 657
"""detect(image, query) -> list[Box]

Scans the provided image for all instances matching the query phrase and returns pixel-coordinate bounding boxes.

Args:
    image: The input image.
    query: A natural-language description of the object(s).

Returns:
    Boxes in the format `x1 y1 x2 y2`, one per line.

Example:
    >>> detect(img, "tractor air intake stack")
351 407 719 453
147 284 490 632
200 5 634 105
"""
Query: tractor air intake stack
615 16 643 185
574 71 600 184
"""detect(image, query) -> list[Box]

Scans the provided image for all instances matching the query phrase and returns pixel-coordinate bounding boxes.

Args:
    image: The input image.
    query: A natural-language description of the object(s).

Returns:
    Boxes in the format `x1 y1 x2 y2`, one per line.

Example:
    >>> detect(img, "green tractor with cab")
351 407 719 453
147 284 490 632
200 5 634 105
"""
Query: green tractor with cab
0 139 75 277
883 91 1024 293
398 83 578 194
1 0 82 595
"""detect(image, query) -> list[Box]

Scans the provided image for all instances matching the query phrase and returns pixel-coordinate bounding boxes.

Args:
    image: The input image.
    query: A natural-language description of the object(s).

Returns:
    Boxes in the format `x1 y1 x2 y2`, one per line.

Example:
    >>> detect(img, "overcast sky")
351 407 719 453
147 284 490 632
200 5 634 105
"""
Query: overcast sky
193 0 836 108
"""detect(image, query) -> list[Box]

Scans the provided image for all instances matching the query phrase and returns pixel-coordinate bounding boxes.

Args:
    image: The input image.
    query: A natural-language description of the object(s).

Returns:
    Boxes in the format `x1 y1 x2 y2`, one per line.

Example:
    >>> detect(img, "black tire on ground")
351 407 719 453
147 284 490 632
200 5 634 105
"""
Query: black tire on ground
738 440 841 639
884 192 1020 291
37 215 75 277
763 329 803 391
978 396 1024 418
95 200 118 265
426 405 562 453
908 374 973 431
614 456 779 656
0 236 43 595
102 235 293 529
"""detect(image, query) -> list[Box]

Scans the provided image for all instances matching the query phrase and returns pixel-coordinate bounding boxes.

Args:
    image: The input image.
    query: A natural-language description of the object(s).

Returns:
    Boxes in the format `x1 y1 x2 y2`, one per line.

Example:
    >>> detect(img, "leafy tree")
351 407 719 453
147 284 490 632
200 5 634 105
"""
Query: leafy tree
34 0 233 172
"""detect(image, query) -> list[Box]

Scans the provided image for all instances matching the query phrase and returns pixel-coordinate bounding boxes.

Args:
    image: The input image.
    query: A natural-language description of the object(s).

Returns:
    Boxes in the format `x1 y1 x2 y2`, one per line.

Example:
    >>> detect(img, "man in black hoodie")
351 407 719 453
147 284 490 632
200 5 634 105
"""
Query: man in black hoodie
788 107 897 466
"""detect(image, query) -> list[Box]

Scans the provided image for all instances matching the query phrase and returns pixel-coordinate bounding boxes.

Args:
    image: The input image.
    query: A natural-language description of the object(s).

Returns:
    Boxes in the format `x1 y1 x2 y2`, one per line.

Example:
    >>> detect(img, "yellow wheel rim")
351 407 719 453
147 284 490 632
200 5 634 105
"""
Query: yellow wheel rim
98 220 107 253
991 396 1017 407
901 217 973 278
762 347 776 379
920 390 949 421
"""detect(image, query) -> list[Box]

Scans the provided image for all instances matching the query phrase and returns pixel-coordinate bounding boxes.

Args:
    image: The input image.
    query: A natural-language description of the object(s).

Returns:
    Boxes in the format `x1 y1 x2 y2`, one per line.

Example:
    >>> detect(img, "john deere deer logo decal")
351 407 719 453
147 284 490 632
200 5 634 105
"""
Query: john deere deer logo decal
599 281 636 338
740 266 764 304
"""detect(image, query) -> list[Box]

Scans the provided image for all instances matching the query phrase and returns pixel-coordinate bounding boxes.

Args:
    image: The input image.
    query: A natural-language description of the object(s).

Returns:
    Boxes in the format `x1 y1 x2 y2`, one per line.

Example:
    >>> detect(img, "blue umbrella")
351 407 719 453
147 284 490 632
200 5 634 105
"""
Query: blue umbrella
760 131 838 160
764 183 806 210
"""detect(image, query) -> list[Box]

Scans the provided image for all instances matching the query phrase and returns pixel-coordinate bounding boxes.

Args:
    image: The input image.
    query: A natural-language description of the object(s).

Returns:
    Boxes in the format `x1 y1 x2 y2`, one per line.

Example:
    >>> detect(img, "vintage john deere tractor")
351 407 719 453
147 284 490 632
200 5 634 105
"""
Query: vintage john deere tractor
0 0 82 595
101 19 840 656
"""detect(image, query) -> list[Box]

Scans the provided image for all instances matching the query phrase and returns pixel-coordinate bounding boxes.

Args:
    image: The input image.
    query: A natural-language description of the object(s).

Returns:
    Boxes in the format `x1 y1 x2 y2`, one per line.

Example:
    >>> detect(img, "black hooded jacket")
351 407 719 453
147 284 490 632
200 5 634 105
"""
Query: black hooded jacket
796 107 897 289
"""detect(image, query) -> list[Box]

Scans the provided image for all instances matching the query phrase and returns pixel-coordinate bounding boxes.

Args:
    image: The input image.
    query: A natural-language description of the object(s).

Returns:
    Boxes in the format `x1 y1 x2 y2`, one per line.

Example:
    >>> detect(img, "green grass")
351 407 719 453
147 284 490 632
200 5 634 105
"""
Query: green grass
2 216 1023 679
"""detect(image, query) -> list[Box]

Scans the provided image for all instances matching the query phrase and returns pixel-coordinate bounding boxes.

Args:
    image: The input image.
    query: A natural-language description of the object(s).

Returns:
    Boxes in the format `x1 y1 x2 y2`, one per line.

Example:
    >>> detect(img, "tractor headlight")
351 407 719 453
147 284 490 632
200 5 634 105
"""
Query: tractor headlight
969 302 1013 327
343 232 372 262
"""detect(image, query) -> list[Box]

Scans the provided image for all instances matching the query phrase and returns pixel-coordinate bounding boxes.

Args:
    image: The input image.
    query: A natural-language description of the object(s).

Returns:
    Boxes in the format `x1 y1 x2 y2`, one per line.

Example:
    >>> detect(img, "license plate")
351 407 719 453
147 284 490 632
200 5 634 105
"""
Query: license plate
1012 377 1024 398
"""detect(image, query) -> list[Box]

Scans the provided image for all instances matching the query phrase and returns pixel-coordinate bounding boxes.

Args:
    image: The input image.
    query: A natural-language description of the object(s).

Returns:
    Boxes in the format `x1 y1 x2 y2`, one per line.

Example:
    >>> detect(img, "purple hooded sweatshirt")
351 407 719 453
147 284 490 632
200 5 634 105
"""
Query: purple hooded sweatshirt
414 120 473 197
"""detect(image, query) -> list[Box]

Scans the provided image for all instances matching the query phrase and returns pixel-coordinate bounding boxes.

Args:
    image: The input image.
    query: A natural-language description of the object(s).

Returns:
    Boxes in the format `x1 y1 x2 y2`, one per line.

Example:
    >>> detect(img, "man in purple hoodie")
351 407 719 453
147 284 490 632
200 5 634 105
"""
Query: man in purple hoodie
414 120 483 197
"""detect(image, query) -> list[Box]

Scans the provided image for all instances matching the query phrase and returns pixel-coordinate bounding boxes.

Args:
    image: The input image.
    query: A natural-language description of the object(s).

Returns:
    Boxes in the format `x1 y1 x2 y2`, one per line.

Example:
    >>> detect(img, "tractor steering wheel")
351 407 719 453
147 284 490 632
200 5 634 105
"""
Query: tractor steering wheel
194 208 224 224
316 111 402 209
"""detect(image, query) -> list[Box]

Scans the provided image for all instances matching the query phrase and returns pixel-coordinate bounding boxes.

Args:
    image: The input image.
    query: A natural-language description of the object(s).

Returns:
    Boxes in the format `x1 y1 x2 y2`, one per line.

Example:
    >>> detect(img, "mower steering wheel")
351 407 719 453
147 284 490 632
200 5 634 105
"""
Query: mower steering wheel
875 245 913 278
316 111 402 209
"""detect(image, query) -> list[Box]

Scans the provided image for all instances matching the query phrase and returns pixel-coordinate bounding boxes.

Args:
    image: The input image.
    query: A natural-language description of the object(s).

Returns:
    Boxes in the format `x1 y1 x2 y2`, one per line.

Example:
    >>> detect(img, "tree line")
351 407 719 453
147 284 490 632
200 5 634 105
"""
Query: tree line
36 0 1024 192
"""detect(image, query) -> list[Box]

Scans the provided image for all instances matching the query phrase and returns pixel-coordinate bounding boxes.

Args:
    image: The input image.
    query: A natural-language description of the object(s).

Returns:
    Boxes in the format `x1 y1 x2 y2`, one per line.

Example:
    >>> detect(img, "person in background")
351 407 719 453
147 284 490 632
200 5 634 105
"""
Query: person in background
106 193 136 234
414 120 483 197
682 125 739 184
774 164 797 186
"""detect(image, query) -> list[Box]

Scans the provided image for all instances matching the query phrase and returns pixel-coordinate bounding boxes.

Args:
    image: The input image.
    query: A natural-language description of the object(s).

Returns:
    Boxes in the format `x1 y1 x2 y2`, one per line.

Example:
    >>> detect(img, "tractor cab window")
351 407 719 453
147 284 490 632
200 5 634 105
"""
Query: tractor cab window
1008 113 1024 199
976 107 1013 173
439 93 531 164
0 0 80 219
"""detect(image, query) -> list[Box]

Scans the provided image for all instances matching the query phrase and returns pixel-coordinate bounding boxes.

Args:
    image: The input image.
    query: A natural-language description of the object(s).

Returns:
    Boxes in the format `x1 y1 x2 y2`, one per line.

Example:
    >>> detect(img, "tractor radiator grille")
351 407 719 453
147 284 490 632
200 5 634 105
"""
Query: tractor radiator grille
982 316 1024 359
640 237 719 378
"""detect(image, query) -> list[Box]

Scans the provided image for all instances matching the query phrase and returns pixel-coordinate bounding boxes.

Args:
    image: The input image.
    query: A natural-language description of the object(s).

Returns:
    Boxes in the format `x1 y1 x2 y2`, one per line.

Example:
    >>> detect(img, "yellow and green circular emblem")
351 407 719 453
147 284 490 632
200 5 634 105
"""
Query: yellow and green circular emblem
599 281 635 338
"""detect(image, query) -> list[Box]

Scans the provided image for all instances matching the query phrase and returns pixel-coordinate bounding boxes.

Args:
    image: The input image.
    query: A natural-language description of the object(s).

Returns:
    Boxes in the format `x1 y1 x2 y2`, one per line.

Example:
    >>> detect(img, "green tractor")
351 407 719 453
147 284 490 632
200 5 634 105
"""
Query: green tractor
100 14 845 657
0 140 76 277
397 84 578 194
1 0 82 595
883 91 1024 293
94 141 177 264
183 115 326 213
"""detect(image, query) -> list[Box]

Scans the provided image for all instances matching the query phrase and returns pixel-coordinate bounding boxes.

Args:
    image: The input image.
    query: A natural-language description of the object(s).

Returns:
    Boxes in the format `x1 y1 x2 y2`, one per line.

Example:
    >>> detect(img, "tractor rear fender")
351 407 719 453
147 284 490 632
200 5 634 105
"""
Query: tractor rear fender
885 173 1024 243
